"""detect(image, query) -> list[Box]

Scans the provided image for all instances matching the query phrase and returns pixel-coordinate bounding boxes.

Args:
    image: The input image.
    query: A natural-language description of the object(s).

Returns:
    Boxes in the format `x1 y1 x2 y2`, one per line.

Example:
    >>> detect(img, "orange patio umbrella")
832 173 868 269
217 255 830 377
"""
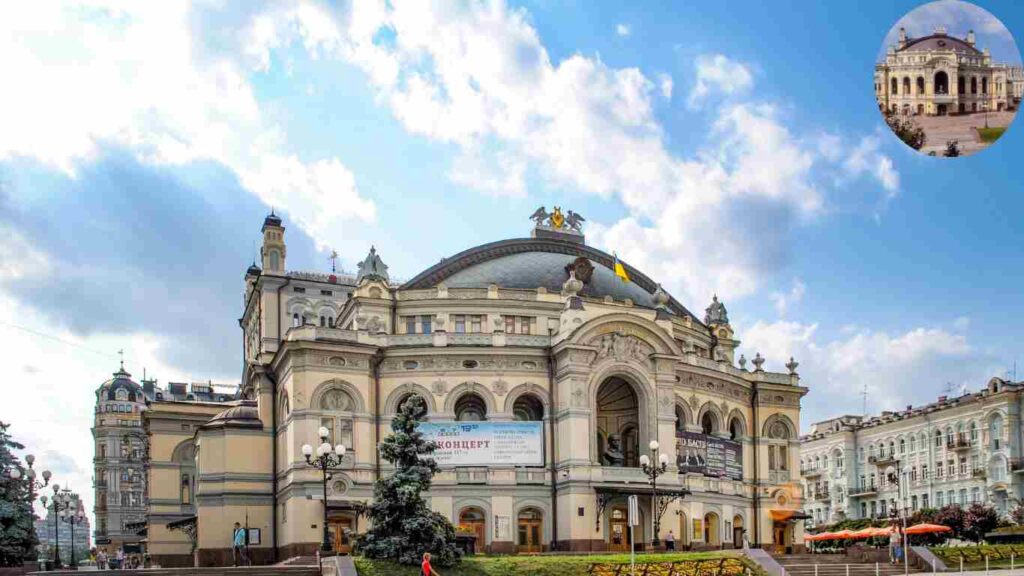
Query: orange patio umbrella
904 523 952 535
807 532 835 541
831 530 856 539
849 528 877 539
868 526 894 537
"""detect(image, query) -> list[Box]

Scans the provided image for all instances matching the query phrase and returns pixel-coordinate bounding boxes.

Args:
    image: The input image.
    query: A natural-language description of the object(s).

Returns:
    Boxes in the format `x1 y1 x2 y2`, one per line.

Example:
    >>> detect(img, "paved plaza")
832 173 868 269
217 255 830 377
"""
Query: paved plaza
913 110 1018 156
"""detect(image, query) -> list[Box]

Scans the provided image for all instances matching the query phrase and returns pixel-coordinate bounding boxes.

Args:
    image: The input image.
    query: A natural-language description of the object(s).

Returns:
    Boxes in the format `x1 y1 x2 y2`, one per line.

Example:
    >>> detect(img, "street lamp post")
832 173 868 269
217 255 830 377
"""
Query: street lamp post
8 454 52 505
887 461 909 576
42 485 75 569
302 427 346 553
639 440 670 549
62 508 87 568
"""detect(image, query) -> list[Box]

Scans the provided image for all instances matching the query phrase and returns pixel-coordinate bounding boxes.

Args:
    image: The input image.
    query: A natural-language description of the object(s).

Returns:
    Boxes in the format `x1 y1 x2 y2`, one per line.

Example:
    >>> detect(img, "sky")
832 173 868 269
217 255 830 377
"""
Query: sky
1 0 1023 528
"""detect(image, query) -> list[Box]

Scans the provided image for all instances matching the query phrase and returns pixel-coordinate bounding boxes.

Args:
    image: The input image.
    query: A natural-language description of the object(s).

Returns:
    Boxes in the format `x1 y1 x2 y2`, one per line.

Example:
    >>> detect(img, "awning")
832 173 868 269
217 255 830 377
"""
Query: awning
594 485 692 497
166 516 197 530
770 509 811 522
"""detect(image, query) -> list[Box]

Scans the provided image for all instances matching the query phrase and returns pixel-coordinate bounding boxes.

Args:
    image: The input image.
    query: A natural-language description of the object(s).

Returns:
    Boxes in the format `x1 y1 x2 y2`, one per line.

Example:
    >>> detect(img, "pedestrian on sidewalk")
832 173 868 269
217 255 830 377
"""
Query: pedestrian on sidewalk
233 522 249 567
421 552 441 576
666 530 676 551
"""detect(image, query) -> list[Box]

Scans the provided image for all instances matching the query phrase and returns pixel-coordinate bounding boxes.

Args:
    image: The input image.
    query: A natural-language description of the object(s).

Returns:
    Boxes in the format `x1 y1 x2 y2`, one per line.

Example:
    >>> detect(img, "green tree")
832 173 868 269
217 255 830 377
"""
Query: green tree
0 421 38 567
357 395 461 566
884 109 926 150
962 503 999 543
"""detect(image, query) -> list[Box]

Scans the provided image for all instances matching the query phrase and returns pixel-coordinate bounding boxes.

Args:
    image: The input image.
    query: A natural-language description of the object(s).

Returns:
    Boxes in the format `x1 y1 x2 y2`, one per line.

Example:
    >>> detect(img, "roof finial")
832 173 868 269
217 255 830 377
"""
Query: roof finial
329 249 338 273
118 348 124 370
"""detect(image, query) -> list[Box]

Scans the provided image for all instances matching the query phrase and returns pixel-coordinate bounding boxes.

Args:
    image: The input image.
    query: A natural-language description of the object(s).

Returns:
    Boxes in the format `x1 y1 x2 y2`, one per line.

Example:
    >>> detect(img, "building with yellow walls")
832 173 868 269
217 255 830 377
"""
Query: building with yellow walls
122 209 809 565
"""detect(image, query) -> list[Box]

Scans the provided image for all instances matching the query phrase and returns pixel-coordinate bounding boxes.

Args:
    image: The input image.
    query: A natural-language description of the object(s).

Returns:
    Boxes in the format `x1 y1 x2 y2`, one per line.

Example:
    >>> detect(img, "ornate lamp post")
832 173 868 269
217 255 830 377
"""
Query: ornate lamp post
302 427 346 552
639 440 670 548
886 460 909 576
8 454 52 504
61 506 87 568
41 485 75 569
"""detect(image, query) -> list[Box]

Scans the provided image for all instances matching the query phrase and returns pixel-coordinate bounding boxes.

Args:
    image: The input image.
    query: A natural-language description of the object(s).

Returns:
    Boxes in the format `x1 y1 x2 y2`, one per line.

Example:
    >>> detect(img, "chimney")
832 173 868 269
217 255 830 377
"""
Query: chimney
898 27 908 49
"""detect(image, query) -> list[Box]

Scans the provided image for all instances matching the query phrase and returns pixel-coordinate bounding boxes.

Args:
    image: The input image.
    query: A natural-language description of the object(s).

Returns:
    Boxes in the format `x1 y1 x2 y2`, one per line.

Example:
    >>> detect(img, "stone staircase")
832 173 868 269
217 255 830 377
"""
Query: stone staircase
770 554 925 576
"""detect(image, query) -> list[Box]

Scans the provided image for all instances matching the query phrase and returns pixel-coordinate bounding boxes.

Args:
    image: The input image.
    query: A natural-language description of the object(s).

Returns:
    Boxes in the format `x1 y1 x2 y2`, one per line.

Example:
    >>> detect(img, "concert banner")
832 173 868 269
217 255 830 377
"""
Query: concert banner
675 431 742 480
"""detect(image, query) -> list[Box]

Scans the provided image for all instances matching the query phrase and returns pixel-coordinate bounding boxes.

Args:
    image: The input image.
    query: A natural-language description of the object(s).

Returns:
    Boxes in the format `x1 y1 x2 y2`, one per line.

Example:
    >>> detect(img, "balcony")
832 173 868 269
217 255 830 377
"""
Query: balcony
849 484 878 497
802 467 823 479
947 435 971 451
1011 460 1024 474
972 468 987 480
869 453 897 466
814 491 831 502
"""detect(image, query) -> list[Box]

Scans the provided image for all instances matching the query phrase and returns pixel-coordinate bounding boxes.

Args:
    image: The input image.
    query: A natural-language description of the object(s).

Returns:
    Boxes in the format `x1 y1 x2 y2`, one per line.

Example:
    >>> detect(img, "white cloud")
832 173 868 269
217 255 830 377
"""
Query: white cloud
0 2 376 249
844 135 901 195
616 23 631 37
738 320 994 429
657 73 674 99
771 278 806 317
688 54 753 109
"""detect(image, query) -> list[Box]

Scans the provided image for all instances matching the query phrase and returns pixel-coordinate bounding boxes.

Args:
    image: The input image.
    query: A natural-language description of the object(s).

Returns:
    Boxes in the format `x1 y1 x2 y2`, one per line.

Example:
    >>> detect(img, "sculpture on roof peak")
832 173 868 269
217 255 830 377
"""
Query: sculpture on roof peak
356 246 389 284
704 294 730 326
530 206 585 232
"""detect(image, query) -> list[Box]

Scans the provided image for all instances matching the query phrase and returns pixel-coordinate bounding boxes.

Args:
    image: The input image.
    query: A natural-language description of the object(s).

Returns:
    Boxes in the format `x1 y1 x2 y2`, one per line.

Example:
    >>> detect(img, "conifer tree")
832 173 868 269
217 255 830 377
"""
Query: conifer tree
0 421 38 566
358 395 461 566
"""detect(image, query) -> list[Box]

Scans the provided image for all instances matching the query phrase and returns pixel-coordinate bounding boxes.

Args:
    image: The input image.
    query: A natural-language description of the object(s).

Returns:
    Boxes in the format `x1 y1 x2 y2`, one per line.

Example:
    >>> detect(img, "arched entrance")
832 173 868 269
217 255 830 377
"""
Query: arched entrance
516 508 543 553
458 507 487 554
703 512 720 547
608 506 632 552
596 377 641 467
935 71 949 95
678 511 690 548
732 515 744 548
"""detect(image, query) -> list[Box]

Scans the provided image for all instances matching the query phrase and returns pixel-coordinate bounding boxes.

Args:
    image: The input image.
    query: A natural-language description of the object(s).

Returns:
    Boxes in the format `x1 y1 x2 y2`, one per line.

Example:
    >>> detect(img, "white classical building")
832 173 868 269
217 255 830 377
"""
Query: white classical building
800 378 1022 528
875 26 1021 116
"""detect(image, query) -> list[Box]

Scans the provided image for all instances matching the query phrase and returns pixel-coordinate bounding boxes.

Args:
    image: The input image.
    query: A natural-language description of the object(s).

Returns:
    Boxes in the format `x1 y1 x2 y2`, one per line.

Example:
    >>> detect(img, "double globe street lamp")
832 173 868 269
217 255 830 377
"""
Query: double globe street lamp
7 454 52 503
61 505 88 569
302 427 347 552
639 440 670 548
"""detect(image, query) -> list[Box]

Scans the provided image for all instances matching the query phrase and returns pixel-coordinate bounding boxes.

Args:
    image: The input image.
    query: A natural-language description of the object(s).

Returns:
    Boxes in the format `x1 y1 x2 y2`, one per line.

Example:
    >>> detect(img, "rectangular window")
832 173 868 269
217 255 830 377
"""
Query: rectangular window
320 290 332 296
768 446 777 470
293 287 305 293
454 315 466 333
521 316 531 334
421 315 432 335
780 445 788 470
505 315 516 334
404 316 416 334
320 417 335 444
470 315 482 333
959 458 967 475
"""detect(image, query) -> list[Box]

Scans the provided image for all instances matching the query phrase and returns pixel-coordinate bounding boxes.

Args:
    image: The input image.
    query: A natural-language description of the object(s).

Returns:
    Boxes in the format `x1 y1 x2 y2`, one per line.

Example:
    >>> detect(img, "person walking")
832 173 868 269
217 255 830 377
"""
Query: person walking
421 552 441 576
96 550 107 570
232 522 249 567
115 548 125 570
665 530 676 551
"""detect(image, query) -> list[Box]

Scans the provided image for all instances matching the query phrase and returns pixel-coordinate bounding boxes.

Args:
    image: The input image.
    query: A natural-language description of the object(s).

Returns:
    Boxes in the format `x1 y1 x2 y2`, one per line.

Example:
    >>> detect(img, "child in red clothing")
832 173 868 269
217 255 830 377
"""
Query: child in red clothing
422 552 441 576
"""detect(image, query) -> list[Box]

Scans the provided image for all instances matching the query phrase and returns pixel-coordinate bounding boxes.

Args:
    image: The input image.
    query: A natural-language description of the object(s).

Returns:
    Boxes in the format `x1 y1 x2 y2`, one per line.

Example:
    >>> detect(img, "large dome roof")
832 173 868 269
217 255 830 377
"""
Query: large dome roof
900 34 981 56
203 400 262 430
402 238 697 320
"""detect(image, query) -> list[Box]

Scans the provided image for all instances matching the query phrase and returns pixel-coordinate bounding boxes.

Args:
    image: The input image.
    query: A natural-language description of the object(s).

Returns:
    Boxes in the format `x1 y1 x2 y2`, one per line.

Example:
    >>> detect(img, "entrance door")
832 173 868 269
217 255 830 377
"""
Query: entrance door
328 517 354 555
517 508 543 553
459 508 487 554
938 104 948 116
772 522 788 555
608 508 631 552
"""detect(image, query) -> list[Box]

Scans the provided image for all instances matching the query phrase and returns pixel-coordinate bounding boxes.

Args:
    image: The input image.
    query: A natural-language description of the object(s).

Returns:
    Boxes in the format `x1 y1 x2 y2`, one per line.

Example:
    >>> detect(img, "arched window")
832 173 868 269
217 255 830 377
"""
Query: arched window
935 71 949 95
292 313 300 327
397 393 428 419
455 393 487 421
899 438 905 454
701 411 718 435
512 395 543 421
916 76 925 95
320 388 355 450
675 405 686 436
728 416 744 441
946 428 954 447
958 76 965 94
115 388 128 401
903 77 911 94
269 250 280 271
891 78 898 95
989 414 1003 450
764 418 792 474
934 429 942 447
320 315 326 327
982 77 988 94
970 422 978 442
909 435 916 452
971 77 978 94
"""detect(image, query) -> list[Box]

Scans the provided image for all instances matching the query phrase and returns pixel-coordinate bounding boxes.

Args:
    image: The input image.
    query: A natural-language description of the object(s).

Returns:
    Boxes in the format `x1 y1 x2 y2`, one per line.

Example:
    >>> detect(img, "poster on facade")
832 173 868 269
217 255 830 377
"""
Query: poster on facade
675 431 742 480
419 421 544 466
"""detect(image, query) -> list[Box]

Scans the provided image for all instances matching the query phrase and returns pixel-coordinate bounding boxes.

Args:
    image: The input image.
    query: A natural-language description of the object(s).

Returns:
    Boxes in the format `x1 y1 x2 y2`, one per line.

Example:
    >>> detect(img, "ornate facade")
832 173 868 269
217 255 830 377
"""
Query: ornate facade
800 378 1023 528
143 210 809 566
874 26 1021 116
91 368 236 556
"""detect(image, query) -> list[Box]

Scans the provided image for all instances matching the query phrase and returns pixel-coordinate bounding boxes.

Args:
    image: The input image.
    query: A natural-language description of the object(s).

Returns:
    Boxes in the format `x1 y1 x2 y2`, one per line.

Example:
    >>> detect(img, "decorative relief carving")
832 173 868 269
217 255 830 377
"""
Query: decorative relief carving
328 356 346 366
431 380 447 396
293 390 306 409
591 332 653 364
688 394 700 410
571 381 587 408
492 380 509 395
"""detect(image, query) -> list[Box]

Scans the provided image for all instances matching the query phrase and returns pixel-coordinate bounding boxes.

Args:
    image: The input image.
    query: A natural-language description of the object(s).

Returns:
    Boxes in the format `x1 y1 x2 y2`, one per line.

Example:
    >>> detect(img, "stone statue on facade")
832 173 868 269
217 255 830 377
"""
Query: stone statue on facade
356 246 389 284
601 434 626 467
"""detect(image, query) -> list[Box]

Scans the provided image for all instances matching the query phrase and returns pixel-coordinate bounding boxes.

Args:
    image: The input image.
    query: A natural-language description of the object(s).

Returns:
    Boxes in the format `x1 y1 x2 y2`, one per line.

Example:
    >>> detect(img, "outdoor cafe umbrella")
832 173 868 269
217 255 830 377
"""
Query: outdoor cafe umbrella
849 528 879 539
904 523 952 535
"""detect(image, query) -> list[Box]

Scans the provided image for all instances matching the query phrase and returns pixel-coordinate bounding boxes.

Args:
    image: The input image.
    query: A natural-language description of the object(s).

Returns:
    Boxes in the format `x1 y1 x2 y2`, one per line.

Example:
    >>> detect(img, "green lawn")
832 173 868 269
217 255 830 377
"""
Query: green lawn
354 551 753 576
977 126 1006 143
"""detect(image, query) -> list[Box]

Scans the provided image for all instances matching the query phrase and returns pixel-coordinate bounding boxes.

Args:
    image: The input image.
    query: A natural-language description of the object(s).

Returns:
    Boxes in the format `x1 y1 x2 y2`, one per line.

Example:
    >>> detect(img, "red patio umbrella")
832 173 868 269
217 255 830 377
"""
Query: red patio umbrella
904 523 952 535
849 528 877 539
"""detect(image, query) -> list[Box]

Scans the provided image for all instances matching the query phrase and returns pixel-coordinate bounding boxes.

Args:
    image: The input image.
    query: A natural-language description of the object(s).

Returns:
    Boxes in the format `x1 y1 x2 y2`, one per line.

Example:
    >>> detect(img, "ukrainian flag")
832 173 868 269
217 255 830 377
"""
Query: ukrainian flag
613 253 630 283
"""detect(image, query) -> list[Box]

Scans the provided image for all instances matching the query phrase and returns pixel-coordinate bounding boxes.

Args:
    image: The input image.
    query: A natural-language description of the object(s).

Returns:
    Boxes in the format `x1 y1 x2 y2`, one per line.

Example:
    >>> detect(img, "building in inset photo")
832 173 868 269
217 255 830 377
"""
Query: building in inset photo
873 0 1022 156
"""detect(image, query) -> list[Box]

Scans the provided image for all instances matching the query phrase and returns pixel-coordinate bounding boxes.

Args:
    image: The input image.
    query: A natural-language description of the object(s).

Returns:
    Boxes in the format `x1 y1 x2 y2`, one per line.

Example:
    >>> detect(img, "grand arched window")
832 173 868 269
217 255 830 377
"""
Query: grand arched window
958 76 965 95
971 76 978 94
455 393 487 421
891 78 898 95
916 77 925 95
701 411 719 435
320 388 355 449
764 418 792 475
934 71 949 95
903 77 911 95
982 77 988 94
512 395 543 421
728 416 744 441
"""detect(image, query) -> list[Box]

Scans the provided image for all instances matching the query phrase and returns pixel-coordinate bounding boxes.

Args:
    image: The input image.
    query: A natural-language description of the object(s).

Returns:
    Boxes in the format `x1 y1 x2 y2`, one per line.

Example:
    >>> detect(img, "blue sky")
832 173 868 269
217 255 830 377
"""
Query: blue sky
1 0 1022 516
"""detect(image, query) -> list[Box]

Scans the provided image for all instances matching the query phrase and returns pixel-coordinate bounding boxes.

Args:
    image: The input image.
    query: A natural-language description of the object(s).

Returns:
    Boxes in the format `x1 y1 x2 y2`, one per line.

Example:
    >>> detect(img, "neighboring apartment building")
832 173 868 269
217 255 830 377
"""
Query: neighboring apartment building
34 492 90 564
800 378 1022 527
92 366 237 556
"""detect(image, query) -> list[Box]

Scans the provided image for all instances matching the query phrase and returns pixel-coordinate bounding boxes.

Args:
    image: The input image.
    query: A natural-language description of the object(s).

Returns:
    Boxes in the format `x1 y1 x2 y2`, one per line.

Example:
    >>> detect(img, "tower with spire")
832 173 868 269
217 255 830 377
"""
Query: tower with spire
260 211 286 274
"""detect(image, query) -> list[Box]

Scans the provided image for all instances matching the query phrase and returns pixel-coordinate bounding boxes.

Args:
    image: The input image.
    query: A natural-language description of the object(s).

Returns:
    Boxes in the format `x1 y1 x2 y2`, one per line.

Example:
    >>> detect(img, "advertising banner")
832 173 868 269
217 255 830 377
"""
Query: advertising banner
675 431 742 480
419 421 544 466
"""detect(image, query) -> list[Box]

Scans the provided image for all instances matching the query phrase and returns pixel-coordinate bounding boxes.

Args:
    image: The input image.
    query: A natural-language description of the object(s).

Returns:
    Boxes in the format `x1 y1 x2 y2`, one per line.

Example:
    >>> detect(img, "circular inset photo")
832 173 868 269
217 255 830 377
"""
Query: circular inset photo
874 0 1022 157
